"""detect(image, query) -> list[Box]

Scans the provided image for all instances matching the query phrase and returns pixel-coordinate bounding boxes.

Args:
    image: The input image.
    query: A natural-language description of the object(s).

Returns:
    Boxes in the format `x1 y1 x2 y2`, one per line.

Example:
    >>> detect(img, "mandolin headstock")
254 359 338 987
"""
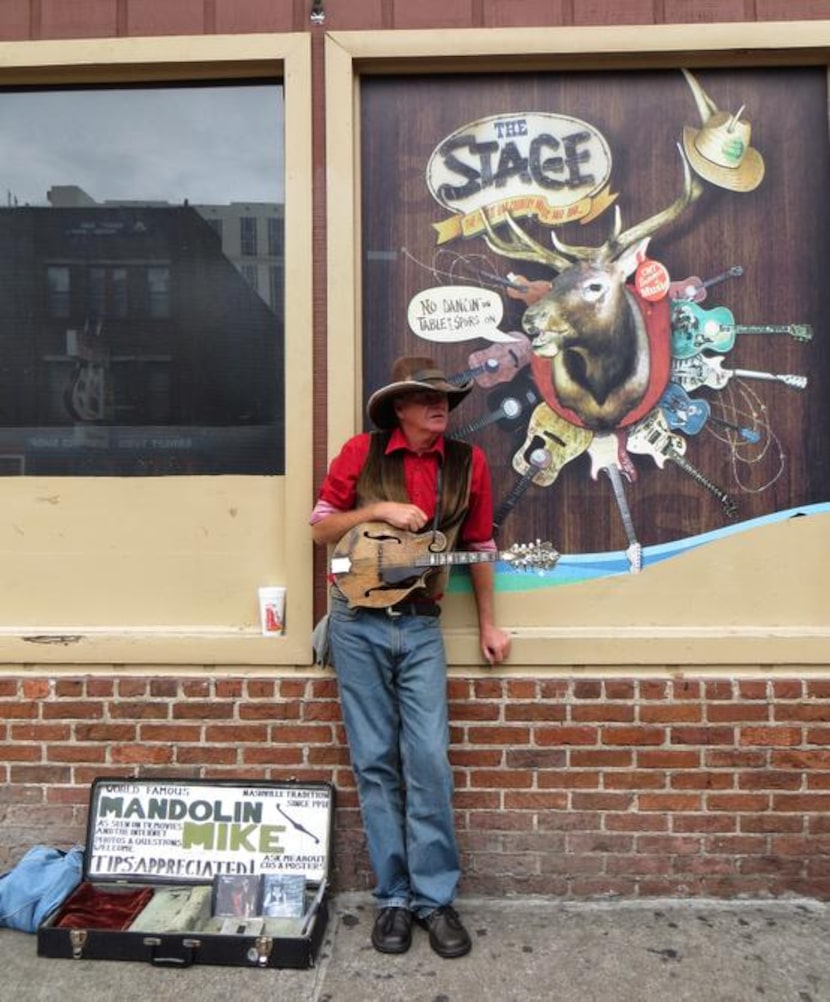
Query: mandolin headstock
500 539 560 572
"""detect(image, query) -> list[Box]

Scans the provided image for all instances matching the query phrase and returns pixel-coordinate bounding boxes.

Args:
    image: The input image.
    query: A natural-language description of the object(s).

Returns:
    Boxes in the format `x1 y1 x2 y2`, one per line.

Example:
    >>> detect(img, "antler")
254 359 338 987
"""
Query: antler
483 69 713 271
480 206 577 271
608 146 704 257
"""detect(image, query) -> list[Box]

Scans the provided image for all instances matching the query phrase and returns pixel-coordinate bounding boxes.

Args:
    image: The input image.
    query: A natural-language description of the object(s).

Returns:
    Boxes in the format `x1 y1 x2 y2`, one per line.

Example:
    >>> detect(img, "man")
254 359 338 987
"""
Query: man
310 355 511 959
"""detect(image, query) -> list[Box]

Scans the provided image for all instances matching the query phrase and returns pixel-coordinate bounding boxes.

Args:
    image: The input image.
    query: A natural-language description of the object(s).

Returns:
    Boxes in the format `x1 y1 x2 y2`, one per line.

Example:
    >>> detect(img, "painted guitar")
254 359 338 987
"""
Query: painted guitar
670 302 813 359
451 381 540 439
627 409 738 519
330 522 559 608
450 335 533 389
660 382 761 443
670 355 808 392
668 265 743 304
587 431 642 574
494 404 593 528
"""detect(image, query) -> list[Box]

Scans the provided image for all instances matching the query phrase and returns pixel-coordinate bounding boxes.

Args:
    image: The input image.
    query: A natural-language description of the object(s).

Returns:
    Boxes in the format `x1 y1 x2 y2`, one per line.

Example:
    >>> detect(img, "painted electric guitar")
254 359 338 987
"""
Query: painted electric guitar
670 302 812 359
670 355 808 392
627 409 738 519
587 431 642 574
330 522 559 608
494 405 593 529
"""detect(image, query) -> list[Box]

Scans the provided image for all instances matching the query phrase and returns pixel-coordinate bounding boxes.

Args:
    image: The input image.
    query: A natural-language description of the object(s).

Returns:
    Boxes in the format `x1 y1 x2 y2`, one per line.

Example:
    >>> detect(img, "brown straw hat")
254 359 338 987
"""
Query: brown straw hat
366 355 473 429
682 106 765 192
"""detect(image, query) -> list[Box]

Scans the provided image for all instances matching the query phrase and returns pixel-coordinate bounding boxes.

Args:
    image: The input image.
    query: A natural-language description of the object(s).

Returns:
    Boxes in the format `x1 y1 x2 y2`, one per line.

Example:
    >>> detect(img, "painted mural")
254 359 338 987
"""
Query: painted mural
360 67 829 589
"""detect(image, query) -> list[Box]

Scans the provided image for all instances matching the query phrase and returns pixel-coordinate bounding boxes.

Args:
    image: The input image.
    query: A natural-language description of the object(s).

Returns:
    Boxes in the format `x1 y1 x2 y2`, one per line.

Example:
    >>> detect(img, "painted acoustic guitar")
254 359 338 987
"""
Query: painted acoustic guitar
330 521 559 608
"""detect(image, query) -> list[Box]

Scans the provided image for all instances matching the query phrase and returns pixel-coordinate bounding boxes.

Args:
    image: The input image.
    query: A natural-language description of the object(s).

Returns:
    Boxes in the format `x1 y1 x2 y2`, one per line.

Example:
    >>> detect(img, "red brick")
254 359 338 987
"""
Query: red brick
173 701 235 720
467 726 531 745
639 793 701 812
139 724 203 742
605 814 669 832
707 794 770 813
738 681 769 700
241 747 305 766
110 701 168 719
740 727 803 747
573 681 602 700
246 680 276 699
471 770 534 789
604 771 666 790
111 745 173 765
504 791 569 810
506 749 566 769
640 704 701 723
507 703 566 722
506 679 537 699
451 702 501 721
538 770 600 790
602 726 664 746
707 704 768 723
572 704 633 723
671 726 735 746
638 749 700 768
536 726 597 746
571 749 632 767
22 679 51 699
176 746 237 765
204 724 269 743
43 702 104 720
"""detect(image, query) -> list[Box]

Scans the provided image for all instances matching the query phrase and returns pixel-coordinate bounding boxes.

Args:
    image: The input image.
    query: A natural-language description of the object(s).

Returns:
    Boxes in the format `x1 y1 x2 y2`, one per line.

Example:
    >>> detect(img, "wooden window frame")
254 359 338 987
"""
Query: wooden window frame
0 34 313 667
324 22 830 667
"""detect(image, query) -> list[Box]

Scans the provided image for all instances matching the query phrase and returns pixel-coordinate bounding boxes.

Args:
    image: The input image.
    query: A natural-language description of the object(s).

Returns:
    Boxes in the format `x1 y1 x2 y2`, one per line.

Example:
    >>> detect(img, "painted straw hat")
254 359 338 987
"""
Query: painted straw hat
366 355 473 429
682 106 765 192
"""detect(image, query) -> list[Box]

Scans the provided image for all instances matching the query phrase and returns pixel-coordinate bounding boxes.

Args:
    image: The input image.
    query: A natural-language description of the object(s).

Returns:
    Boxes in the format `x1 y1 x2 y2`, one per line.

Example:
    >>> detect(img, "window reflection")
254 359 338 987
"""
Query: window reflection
0 82 285 476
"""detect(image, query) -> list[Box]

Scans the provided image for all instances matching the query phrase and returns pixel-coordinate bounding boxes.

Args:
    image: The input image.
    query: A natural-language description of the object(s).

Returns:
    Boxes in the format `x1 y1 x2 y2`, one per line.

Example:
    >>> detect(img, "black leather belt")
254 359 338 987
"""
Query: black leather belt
384 601 441 618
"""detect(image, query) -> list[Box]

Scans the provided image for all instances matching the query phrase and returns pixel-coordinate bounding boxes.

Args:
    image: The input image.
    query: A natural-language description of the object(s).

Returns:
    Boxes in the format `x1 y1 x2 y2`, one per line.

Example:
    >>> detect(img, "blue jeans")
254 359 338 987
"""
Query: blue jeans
329 592 460 917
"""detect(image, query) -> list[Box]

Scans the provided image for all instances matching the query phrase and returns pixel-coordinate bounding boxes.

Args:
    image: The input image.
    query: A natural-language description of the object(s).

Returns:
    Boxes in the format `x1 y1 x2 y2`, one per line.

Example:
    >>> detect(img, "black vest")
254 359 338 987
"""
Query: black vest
355 431 474 598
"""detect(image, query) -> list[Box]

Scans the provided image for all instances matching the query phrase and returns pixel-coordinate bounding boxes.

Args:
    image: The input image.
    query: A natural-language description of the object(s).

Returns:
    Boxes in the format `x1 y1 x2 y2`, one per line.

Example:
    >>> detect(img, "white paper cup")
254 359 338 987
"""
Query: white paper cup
258 586 286 636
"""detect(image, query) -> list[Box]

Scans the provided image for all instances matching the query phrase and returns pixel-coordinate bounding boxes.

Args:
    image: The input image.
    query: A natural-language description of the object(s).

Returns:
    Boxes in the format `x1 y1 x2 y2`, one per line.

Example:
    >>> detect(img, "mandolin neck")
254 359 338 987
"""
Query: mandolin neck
412 549 498 569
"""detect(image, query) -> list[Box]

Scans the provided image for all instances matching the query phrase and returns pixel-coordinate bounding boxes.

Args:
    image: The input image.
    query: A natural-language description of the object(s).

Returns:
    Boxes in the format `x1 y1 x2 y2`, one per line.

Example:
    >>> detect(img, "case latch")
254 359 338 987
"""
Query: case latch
252 936 273 967
69 928 87 960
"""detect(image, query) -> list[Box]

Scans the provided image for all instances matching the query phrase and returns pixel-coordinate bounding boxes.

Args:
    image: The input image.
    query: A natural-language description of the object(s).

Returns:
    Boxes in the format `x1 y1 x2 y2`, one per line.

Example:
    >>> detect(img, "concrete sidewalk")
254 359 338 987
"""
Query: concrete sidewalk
4 893 830 1002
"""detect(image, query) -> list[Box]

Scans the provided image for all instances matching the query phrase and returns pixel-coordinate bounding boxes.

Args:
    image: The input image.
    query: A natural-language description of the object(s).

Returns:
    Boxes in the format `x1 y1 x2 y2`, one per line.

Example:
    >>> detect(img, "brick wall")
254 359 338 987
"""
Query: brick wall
3 674 830 898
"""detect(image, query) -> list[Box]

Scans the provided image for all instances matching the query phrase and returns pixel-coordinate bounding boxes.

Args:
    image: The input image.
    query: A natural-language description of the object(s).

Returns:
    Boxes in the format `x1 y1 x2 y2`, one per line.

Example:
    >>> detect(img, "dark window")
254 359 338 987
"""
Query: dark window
240 216 258 256
0 81 285 476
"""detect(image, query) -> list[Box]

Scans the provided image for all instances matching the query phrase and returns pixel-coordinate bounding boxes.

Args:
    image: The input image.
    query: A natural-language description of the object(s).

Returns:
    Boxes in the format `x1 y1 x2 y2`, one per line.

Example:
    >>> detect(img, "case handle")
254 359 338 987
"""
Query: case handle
143 936 200 967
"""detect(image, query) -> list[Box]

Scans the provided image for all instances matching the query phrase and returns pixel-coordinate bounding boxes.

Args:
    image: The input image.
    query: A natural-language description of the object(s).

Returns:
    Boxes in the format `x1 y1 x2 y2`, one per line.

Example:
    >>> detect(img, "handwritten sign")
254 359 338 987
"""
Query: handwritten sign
407 285 519 344
87 779 332 885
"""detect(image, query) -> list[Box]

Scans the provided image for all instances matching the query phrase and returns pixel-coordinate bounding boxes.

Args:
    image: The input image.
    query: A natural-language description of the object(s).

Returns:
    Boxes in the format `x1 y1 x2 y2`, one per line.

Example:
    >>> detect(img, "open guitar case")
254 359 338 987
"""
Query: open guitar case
37 777 334 970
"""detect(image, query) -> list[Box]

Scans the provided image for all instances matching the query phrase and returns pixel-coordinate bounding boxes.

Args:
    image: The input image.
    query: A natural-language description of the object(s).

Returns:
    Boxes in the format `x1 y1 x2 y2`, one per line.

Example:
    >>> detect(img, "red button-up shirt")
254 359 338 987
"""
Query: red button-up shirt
311 428 496 550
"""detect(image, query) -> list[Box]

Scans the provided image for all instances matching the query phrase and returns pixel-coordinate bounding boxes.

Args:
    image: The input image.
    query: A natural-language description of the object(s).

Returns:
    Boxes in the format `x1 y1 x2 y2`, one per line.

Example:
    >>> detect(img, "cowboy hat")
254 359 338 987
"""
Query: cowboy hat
682 106 765 192
367 355 473 429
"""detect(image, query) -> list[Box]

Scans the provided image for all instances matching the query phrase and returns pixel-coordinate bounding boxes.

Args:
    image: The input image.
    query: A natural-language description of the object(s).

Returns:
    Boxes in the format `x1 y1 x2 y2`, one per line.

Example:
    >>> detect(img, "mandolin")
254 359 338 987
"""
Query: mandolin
330 522 558 608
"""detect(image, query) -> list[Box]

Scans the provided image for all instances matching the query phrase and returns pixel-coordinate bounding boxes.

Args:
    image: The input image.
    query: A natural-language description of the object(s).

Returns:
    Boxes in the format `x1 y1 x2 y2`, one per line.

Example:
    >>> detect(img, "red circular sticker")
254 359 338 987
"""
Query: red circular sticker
635 259 670 302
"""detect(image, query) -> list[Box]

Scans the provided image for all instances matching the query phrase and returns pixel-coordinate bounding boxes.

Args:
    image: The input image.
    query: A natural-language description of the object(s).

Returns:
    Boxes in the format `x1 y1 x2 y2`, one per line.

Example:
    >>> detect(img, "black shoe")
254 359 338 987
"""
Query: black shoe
417 905 472 958
371 906 412 954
